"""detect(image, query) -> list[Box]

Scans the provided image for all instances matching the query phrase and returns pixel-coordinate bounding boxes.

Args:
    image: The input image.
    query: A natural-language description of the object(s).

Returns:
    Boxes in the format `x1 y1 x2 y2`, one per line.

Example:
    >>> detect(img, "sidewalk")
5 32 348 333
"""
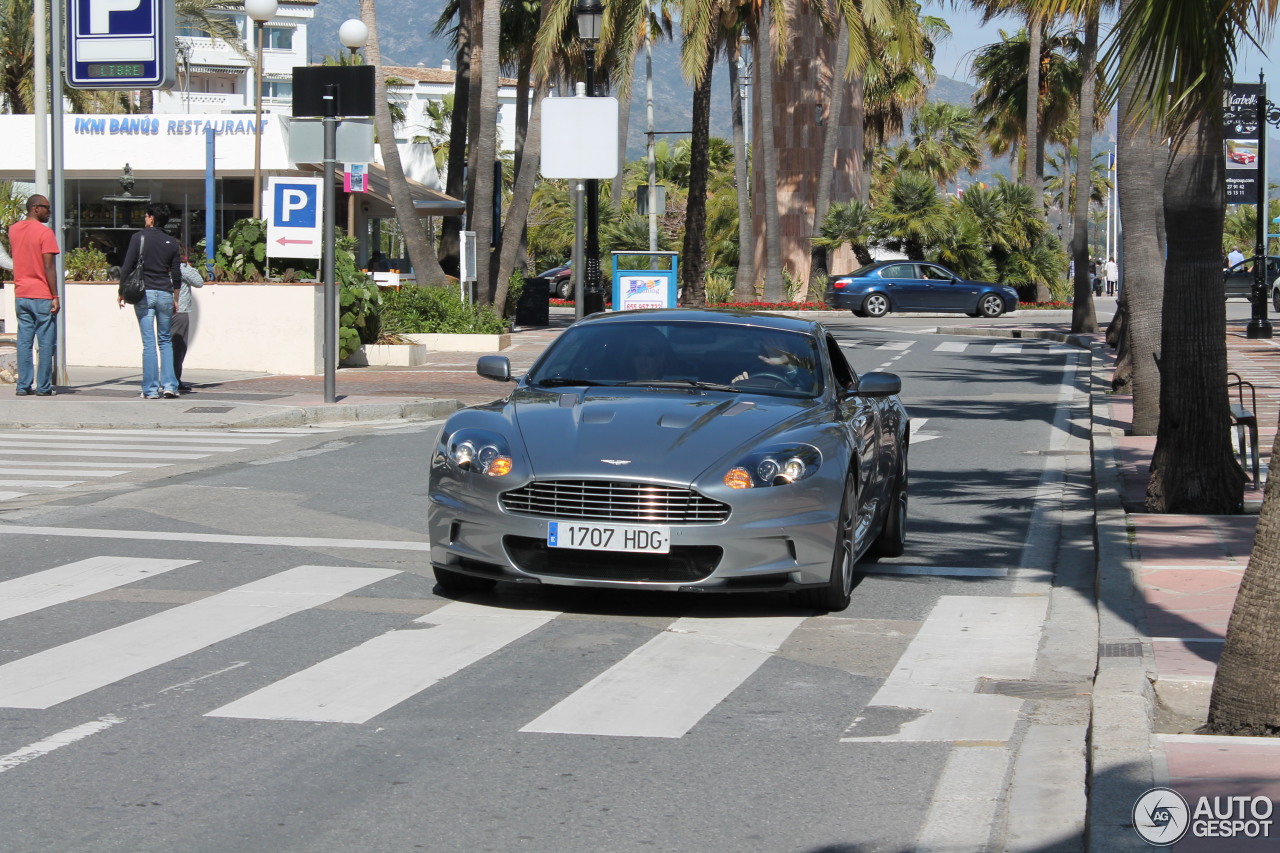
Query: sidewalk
0 318 571 429
1091 321 1280 851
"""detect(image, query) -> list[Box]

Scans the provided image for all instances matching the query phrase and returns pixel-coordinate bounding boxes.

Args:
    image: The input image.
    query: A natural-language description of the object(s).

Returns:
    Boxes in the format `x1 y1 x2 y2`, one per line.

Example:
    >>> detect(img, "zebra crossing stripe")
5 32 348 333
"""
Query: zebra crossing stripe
0 467 130 478
936 342 969 352
0 478 82 488
0 491 28 500
0 715 124 775
0 565 398 710
521 615 805 738
207 601 559 724
991 343 1022 354
0 557 195 623
0 440 248 453
0 448 208 460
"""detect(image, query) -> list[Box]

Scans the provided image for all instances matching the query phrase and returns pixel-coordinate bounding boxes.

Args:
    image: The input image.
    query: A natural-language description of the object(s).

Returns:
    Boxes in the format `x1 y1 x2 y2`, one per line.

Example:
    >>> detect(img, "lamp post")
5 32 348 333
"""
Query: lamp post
1249 71 1274 339
576 0 605 315
246 0 278 221
339 19 368 238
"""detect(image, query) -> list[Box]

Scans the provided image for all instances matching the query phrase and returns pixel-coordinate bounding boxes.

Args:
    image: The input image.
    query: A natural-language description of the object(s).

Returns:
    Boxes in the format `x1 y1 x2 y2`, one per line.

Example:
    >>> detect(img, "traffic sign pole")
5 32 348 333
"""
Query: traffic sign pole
322 84 338 404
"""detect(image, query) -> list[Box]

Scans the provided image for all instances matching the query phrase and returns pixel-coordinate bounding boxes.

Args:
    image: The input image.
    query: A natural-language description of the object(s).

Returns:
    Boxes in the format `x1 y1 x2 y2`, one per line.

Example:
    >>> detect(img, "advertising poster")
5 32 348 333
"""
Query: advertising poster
617 274 671 311
1226 83 1262 204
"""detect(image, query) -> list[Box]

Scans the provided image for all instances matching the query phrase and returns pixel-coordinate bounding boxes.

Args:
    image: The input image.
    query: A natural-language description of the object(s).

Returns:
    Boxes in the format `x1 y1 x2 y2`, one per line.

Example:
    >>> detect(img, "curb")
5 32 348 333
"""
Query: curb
0 398 463 430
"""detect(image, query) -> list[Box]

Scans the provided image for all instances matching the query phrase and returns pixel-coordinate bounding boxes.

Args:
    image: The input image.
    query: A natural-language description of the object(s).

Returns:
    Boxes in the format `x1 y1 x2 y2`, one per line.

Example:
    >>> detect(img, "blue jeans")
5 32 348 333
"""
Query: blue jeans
135 289 177 397
15 297 56 394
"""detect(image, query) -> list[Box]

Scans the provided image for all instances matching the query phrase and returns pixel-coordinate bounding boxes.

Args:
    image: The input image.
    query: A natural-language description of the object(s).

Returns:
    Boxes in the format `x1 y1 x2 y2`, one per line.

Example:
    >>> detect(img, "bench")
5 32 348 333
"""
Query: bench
1228 372 1261 484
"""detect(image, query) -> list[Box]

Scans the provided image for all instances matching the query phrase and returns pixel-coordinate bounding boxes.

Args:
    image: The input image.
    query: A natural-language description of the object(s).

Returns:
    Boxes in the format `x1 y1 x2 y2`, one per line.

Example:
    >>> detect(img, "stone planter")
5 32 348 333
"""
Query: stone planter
402 333 511 352
342 343 429 367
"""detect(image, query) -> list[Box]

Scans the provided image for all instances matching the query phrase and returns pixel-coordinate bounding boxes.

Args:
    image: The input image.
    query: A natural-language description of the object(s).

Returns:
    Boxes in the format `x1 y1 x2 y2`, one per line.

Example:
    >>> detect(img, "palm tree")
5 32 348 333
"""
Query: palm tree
896 101 984 191
466 0 502 301
729 37 755 300
359 0 449 285
755 0 785 300
1091 0 1279 735
813 200 876 267
872 170 949 260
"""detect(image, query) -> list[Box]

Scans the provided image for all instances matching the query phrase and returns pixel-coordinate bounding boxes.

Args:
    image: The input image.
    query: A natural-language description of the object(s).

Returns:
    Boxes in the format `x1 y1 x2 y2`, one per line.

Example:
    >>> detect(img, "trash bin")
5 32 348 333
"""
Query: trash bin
515 277 550 327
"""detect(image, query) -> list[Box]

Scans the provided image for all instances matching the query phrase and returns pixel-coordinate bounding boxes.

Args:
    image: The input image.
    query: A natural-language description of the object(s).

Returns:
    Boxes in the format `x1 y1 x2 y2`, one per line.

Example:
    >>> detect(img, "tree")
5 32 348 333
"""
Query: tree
756 0 785 300
896 101 984 190
468 0 502 301
360 0 449 285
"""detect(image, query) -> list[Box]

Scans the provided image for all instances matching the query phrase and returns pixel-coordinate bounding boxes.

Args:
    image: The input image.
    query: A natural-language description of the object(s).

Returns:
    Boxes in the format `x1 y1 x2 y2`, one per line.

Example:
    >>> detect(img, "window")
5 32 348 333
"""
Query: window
881 264 915 279
263 80 293 99
264 26 293 50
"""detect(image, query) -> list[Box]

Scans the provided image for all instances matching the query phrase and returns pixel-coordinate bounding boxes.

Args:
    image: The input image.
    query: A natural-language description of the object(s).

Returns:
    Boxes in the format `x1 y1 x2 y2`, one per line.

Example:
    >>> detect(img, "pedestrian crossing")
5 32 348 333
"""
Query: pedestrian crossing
0 556 820 737
841 339 1078 355
0 556 1042 742
0 428 330 503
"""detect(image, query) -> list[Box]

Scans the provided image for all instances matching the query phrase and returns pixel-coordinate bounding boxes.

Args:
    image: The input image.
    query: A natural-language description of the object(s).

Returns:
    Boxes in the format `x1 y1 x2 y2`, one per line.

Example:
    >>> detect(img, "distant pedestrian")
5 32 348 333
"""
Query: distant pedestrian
118 203 181 399
172 247 205 392
1228 245 1246 268
1105 256 1119 296
8 194 61 396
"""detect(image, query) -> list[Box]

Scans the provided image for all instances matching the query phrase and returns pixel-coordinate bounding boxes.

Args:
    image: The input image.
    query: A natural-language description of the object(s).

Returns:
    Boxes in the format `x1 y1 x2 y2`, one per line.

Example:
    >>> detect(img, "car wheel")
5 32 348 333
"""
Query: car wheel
556 277 573 299
433 566 497 596
1273 287 1280 313
978 294 1005 318
862 293 890 318
795 476 856 612
870 450 907 558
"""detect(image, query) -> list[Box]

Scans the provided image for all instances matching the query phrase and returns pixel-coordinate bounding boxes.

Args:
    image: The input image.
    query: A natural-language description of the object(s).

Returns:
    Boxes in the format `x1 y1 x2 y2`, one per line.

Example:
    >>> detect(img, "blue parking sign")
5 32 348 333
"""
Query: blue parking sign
67 0 175 89
274 183 319 229
267 178 324 261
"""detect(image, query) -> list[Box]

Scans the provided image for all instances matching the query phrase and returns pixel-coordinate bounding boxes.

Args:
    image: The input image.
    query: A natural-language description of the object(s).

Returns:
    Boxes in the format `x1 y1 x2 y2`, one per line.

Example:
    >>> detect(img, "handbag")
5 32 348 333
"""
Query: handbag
118 235 146 304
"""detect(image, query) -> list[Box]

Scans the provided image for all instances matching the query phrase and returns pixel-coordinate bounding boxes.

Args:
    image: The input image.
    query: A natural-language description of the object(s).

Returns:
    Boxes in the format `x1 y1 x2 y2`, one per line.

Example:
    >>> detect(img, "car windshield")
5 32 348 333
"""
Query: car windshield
528 320 823 397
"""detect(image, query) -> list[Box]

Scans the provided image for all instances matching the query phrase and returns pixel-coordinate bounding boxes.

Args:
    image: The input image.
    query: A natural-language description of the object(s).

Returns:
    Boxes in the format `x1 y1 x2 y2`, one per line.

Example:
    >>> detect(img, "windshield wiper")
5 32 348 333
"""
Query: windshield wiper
533 377 615 388
618 378 741 392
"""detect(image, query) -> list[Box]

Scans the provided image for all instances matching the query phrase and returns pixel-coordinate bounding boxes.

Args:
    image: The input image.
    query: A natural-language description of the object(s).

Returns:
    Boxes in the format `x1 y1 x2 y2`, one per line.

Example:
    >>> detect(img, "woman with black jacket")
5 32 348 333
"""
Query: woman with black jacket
118 204 182 399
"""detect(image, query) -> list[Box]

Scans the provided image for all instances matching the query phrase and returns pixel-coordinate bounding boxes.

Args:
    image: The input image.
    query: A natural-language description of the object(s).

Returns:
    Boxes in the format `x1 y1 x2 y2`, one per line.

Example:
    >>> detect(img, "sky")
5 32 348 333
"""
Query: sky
922 1 1280 91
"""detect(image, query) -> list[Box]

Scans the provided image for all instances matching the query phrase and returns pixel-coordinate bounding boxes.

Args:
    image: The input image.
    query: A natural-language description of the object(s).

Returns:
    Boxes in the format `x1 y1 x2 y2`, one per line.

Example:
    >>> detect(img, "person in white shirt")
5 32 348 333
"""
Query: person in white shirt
1228 246 1246 268
1104 257 1119 296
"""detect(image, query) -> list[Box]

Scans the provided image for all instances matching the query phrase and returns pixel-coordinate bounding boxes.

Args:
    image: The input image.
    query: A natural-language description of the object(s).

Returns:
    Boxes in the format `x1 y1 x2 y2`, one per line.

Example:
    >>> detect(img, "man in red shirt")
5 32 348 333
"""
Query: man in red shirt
9 194 61 396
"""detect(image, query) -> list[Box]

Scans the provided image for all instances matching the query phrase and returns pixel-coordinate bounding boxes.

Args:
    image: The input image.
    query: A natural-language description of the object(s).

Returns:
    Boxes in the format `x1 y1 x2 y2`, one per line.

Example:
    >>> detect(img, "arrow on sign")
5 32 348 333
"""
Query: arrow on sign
276 237 315 246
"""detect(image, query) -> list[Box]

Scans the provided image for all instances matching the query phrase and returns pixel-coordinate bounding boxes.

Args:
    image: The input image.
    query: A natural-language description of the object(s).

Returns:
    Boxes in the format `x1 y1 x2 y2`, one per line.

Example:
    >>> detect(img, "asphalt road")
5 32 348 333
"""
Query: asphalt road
0 323 1095 852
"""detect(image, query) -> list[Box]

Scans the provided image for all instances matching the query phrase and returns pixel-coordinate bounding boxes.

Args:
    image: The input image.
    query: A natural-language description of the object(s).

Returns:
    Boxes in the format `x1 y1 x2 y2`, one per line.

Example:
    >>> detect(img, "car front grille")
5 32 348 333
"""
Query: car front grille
500 480 729 524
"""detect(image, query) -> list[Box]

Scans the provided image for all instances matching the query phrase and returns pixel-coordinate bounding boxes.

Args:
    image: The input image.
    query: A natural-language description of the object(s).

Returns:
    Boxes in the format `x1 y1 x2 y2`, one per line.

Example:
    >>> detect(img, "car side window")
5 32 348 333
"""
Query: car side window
881 264 914 278
921 265 951 281
825 334 856 392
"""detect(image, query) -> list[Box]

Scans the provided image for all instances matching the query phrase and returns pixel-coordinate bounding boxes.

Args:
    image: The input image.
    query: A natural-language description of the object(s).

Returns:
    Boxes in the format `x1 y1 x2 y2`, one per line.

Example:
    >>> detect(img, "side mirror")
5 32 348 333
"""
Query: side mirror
855 372 901 398
477 355 512 382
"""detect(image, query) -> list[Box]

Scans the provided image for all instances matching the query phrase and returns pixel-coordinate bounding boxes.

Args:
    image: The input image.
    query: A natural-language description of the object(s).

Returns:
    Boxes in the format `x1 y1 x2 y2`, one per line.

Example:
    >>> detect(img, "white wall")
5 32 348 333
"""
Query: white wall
4 282 324 375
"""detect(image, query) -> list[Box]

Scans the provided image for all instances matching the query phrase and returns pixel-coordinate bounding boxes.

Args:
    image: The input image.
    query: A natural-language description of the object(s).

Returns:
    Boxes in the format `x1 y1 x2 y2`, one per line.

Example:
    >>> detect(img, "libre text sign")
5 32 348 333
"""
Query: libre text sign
267 177 324 261
67 0 175 90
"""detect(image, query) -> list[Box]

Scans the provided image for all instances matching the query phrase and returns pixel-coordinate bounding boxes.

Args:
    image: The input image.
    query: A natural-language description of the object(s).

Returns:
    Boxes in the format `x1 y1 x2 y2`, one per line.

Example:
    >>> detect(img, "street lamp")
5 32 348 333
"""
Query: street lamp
576 0 605 315
245 0 278 221
339 19 368 237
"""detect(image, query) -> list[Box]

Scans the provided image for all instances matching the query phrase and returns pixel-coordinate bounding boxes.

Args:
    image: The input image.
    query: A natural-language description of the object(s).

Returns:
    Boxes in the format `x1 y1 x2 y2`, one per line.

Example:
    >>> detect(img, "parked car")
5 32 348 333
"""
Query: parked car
536 263 574 299
1223 256 1280 303
427 308 910 612
825 261 1020 318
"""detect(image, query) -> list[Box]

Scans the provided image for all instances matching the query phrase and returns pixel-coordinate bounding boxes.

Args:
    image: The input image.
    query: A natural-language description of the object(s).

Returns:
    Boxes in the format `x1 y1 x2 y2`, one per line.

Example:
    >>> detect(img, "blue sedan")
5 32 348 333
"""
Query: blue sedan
825 261 1020 318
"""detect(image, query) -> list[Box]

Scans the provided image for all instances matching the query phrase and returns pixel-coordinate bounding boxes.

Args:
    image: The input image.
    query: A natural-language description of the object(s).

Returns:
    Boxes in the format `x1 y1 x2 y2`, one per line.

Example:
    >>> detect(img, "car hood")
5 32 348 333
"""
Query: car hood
508 386 813 484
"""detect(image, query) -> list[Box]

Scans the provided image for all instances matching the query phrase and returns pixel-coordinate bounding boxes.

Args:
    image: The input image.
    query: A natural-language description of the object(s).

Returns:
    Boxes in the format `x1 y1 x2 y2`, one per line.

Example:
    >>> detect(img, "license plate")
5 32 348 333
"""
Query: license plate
547 521 670 553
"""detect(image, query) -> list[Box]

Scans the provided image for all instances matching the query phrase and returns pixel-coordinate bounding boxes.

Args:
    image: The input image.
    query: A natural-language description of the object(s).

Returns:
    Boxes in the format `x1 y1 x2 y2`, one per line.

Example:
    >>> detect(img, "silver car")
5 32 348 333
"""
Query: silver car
427 309 909 612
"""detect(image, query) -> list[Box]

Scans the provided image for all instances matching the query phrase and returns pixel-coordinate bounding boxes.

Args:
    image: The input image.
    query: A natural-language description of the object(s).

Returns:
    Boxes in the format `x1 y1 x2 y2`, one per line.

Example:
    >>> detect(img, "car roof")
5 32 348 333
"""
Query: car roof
575 307 825 336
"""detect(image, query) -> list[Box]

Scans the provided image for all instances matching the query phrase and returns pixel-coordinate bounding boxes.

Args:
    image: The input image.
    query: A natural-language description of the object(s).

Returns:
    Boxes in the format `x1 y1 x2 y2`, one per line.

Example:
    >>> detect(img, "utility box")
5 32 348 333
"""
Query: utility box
611 251 679 311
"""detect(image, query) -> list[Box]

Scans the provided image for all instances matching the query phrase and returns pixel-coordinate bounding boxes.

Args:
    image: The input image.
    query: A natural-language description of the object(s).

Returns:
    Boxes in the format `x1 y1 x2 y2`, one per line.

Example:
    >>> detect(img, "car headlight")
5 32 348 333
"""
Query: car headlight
443 429 514 477
723 445 821 489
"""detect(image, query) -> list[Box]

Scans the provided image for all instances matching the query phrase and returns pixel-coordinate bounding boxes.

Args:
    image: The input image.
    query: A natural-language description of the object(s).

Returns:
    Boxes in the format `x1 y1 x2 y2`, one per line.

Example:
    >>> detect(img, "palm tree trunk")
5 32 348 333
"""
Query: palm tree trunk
438 0 474 278
1069 11 1098 333
730 45 755 301
1205 430 1280 734
681 52 714 308
360 0 447 285
1145 110 1245 513
469 0 501 302
757 4 785 301
1023 14 1043 205
493 82 548 313
806 20 848 301
1115 0 1165 436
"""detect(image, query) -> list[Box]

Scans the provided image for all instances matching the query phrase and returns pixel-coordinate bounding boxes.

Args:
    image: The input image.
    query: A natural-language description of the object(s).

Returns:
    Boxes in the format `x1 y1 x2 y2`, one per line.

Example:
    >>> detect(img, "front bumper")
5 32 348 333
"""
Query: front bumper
427 480 841 593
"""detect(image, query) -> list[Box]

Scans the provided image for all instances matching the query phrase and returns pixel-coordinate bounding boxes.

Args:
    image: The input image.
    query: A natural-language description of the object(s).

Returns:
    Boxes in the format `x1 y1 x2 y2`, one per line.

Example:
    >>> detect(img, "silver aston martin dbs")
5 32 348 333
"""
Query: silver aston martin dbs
427 309 909 611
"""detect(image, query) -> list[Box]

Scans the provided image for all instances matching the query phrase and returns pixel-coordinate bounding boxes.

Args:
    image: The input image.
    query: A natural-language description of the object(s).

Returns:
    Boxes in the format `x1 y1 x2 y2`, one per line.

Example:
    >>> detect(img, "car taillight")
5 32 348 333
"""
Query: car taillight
833 279 851 289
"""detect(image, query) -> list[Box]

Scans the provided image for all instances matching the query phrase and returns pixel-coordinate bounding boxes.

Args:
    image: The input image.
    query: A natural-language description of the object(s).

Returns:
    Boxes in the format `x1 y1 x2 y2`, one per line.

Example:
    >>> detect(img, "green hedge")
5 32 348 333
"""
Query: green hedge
380 286 509 335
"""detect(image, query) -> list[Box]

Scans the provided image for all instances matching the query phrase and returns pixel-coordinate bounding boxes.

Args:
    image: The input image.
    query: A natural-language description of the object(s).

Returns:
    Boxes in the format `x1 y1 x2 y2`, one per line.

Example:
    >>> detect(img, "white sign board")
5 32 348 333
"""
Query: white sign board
67 0 175 89
540 97 620 179
266 177 324 260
